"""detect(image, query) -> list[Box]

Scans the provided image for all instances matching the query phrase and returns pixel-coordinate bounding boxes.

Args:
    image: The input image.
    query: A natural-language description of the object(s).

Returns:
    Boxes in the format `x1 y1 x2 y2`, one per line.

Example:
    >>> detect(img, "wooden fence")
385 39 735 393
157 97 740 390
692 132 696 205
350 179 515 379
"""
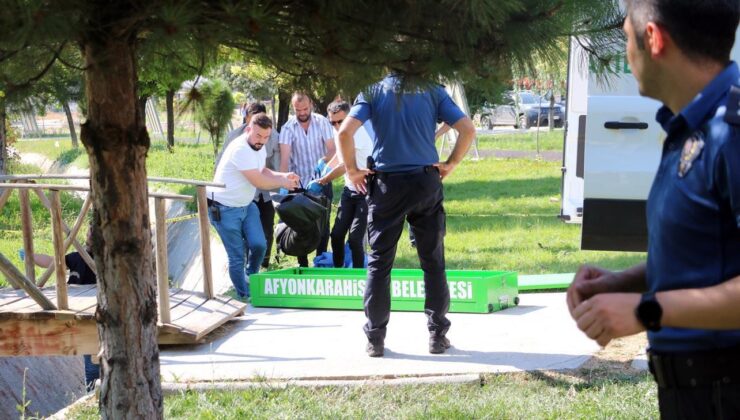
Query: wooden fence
0 174 224 324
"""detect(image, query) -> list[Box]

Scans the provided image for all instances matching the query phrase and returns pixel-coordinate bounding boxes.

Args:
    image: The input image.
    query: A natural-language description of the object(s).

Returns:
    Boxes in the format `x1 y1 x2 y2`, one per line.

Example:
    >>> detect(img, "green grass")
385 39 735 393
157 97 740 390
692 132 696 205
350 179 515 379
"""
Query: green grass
476 129 564 152
68 369 658 419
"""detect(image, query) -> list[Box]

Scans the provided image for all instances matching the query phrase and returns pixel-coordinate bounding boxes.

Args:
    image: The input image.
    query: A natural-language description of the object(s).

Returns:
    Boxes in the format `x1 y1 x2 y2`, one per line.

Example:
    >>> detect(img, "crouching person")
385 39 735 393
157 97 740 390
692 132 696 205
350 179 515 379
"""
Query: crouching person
206 114 299 299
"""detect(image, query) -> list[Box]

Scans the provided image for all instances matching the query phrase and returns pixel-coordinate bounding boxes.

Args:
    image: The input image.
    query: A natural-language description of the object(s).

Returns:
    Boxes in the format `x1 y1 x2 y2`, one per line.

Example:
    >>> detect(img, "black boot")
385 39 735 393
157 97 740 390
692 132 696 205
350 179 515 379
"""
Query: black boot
429 333 451 354
366 338 384 357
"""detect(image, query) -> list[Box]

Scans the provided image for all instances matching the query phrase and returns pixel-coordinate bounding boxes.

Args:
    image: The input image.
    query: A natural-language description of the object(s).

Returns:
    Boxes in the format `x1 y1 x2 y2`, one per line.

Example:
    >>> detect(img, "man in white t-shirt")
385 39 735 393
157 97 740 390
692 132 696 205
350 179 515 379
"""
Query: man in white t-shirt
207 114 299 299
311 100 374 268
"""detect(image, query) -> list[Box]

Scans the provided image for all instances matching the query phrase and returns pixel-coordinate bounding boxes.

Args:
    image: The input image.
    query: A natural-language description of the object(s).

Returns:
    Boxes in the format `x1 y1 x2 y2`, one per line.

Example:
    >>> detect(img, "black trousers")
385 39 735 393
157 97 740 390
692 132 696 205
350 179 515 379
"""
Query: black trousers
297 182 333 267
649 347 740 419
254 195 275 268
363 167 450 342
330 187 368 268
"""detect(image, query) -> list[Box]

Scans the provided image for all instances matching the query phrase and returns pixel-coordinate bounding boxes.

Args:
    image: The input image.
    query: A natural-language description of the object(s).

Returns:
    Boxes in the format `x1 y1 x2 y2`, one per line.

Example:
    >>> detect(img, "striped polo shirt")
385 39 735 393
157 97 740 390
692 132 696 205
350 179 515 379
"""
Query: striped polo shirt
279 113 334 184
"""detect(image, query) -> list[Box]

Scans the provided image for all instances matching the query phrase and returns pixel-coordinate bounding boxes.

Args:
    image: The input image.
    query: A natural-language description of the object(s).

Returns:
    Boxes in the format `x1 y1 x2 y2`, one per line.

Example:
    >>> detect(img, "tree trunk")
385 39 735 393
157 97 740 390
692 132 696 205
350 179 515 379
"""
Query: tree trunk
63 101 78 148
0 98 7 175
166 89 175 152
80 38 162 419
548 94 555 130
277 89 291 132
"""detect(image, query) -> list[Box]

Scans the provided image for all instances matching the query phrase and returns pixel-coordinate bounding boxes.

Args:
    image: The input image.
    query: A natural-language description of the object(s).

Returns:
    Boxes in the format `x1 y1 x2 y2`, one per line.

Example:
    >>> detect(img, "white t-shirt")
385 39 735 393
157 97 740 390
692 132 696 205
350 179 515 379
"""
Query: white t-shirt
342 121 374 191
206 133 266 207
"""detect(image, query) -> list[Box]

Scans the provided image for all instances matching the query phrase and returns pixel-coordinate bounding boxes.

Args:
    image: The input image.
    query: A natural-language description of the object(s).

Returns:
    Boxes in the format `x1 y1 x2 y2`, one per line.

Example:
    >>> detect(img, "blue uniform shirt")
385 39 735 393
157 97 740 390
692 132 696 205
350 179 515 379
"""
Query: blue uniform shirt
348 75 466 172
646 61 740 352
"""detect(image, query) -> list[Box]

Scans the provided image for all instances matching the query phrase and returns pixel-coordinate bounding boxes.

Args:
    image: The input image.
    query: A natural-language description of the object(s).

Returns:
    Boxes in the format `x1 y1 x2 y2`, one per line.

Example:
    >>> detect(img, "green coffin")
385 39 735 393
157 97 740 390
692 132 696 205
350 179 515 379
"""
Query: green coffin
250 268 518 313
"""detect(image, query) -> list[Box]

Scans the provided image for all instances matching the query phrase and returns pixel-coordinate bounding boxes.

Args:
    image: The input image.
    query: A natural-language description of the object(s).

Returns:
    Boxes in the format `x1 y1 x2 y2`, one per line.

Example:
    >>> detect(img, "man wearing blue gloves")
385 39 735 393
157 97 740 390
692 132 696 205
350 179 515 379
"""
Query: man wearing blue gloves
279 92 336 266
310 100 374 268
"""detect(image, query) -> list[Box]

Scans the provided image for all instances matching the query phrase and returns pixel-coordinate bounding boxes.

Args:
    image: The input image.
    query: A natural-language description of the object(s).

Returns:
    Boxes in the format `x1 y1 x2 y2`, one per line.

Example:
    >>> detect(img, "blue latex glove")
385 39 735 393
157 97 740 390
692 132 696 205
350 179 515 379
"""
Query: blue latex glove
314 158 327 176
278 188 289 195
18 249 25 261
306 180 323 194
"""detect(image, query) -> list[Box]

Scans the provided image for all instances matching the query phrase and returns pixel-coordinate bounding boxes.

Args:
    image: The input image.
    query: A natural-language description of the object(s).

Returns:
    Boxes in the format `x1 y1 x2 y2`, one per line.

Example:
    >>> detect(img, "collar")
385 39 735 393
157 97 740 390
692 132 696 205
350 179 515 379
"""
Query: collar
655 61 740 137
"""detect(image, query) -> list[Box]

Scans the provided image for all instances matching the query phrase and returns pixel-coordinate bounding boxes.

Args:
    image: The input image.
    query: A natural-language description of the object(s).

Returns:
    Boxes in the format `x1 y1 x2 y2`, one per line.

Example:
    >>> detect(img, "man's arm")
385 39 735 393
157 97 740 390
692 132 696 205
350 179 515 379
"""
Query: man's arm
317 154 346 185
567 262 647 314
279 143 291 173
659 274 740 329
434 116 475 179
322 137 336 163
241 168 299 190
31 253 53 268
338 117 370 193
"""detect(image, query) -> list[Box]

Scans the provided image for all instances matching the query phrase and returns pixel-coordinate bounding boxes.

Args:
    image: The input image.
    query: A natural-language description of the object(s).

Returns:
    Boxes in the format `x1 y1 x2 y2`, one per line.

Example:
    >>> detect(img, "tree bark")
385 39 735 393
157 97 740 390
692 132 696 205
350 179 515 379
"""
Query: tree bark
166 89 175 152
0 98 7 175
80 38 162 419
63 101 78 148
277 89 290 132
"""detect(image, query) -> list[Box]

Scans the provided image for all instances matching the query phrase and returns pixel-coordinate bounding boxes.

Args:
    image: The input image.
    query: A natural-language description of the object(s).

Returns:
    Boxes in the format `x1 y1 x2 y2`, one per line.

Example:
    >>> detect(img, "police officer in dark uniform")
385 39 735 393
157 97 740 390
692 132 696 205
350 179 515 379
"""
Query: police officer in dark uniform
568 1 740 418
337 76 476 357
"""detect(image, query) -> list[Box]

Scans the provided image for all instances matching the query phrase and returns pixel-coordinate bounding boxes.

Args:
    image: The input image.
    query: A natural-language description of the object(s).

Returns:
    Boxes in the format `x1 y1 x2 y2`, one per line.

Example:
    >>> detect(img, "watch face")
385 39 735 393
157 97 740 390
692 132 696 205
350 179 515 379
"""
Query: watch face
638 298 662 331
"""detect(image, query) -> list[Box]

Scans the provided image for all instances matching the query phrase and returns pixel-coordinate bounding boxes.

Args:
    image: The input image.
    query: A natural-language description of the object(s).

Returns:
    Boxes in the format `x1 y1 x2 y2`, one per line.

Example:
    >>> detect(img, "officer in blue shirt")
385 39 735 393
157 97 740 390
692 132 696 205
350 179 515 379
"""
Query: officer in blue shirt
567 1 740 417
338 76 476 357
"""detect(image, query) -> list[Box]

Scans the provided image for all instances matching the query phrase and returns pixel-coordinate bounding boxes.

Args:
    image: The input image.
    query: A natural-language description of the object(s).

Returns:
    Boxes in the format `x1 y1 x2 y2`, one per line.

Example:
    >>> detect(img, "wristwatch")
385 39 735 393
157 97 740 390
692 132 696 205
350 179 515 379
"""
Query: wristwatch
635 292 663 332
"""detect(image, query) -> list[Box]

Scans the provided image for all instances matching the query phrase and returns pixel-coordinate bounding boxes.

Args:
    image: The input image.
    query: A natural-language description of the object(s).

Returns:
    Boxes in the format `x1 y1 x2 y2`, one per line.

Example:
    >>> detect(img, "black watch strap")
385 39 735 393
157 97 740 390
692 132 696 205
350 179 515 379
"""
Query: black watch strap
636 292 663 332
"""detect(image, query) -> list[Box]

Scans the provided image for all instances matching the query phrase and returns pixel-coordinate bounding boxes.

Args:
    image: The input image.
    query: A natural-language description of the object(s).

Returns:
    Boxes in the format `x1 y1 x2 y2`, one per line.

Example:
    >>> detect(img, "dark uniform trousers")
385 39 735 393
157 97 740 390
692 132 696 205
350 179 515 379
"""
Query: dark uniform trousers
648 346 740 419
330 186 368 268
254 194 275 268
297 182 333 267
363 166 451 342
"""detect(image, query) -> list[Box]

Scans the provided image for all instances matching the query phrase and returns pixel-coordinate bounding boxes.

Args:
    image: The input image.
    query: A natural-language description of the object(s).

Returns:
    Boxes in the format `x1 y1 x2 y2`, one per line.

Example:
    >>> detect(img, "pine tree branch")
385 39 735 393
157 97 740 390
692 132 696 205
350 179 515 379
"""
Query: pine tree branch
2 42 66 92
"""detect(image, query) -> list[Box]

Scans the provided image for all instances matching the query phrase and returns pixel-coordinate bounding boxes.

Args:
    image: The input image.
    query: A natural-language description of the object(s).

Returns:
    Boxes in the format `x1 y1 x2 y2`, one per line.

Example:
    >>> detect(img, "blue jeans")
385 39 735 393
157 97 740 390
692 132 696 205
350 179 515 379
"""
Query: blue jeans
209 202 266 297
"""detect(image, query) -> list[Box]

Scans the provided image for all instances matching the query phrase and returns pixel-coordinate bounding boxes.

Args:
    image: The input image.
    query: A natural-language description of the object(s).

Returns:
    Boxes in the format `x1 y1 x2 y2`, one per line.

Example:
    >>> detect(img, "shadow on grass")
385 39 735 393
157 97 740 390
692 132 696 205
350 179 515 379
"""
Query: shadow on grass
57 147 85 166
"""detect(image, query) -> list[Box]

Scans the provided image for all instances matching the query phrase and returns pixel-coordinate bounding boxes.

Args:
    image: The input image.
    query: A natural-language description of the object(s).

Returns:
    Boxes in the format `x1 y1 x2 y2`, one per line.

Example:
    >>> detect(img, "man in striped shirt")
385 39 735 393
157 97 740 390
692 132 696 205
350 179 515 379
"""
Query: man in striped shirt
279 92 336 266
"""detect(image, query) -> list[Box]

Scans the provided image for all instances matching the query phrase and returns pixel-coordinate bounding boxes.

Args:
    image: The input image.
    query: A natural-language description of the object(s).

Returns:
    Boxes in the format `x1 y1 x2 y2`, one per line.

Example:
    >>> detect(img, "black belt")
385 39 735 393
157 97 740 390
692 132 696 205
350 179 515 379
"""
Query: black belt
648 346 740 388
207 198 224 207
375 165 437 179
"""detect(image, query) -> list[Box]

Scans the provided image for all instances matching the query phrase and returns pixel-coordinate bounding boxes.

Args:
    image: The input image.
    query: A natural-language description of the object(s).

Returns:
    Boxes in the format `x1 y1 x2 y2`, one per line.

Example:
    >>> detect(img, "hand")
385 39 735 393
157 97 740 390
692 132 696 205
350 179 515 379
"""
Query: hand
282 172 299 190
433 161 458 180
306 180 323 194
572 293 643 347
347 167 372 195
314 158 327 177
566 265 618 318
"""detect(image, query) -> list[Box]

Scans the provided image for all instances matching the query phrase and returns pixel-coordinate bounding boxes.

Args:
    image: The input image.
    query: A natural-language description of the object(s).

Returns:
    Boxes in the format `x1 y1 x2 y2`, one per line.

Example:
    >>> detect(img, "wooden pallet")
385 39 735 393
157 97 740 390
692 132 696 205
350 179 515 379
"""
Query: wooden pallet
0 285 246 356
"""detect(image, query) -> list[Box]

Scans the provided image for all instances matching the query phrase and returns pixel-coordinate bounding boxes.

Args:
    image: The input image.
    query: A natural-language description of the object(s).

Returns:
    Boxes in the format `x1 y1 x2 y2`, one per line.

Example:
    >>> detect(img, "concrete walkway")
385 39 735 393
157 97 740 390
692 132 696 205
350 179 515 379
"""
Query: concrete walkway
159 292 600 383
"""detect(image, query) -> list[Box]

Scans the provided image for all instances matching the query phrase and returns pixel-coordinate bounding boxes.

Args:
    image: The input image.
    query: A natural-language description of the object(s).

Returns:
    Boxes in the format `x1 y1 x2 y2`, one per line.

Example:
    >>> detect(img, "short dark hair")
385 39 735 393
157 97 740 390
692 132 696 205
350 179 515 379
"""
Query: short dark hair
250 113 273 129
247 102 267 115
327 100 350 114
625 0 739 63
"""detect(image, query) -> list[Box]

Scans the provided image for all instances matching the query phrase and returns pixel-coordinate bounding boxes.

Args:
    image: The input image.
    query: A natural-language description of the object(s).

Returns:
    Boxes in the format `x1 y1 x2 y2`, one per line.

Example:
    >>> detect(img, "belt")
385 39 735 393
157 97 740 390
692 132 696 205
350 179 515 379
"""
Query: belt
647 346 740 388
375 165 437 179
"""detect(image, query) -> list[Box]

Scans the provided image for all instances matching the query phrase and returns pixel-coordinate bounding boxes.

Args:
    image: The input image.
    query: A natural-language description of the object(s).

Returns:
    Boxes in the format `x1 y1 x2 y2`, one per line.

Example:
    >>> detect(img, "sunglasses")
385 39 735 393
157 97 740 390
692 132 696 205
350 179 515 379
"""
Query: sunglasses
330 119 344 127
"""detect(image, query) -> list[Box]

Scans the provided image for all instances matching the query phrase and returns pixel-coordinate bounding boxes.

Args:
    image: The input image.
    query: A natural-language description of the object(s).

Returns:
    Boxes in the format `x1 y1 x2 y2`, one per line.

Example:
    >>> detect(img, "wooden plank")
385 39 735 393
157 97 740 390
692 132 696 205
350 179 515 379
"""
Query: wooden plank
49 191 68 310
6 183 89 192
0 285 95 313
196 186 214 299
0 187 12 213
0 174 225 188
168 291 210 323
155 198 171 324
0 253 56 310
0 317 98 356
177 296 246 341
19 189 35 284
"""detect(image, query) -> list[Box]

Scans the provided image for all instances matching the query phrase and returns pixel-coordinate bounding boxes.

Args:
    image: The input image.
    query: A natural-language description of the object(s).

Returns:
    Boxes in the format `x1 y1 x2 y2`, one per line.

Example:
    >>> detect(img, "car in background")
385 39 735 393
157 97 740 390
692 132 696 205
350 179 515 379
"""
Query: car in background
477 91 563 129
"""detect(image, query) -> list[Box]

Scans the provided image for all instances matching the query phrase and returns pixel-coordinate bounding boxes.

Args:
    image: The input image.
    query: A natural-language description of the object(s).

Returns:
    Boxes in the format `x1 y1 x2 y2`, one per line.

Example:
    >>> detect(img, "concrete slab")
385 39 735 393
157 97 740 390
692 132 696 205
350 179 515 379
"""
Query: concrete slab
159 292 600 382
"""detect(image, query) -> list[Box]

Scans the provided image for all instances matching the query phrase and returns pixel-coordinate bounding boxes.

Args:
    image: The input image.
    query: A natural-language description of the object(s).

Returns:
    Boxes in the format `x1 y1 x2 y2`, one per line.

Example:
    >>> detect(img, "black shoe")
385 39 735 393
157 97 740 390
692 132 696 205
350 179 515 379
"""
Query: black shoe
429 335 451 354
366 339 384 357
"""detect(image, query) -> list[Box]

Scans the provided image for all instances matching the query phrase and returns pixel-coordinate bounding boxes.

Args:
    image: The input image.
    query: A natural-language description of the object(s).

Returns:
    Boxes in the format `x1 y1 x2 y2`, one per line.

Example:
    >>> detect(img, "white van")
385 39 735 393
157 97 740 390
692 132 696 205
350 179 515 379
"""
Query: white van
560 27 740 251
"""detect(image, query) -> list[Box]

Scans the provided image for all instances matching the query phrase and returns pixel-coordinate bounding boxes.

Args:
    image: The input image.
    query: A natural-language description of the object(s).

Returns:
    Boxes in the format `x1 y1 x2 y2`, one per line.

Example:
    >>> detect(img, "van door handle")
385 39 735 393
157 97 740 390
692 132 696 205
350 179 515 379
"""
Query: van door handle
604 121 649 130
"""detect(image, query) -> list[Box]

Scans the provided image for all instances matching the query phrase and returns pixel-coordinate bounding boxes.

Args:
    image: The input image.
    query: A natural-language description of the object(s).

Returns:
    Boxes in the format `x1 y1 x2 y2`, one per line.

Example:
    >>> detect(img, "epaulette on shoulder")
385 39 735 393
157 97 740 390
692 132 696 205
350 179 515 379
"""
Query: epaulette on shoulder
725 85 740 126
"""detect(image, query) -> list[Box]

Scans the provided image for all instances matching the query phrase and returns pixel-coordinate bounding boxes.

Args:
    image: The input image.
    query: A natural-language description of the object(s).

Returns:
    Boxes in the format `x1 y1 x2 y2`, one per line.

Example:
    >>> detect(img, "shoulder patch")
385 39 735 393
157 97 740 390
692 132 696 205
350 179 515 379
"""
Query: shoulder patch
725 85 740 126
